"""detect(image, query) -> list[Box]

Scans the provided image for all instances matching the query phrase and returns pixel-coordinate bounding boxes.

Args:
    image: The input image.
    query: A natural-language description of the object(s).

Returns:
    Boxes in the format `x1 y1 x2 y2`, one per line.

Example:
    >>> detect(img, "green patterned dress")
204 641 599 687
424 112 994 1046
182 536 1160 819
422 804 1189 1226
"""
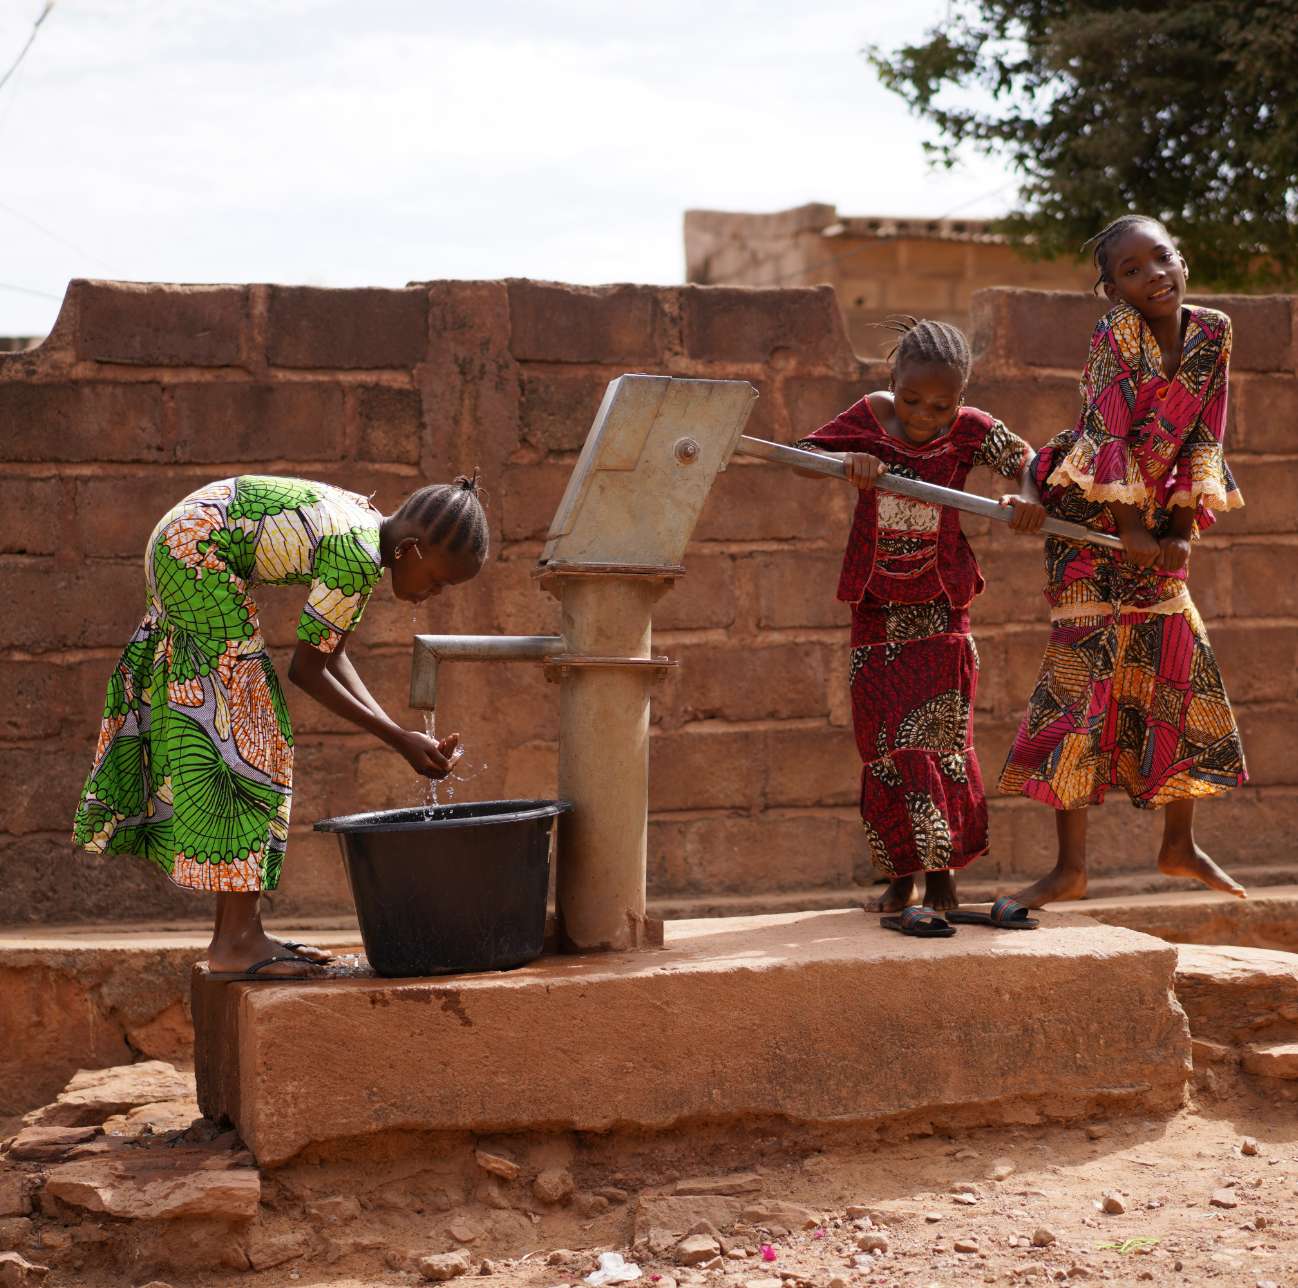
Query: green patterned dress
73 476 384 893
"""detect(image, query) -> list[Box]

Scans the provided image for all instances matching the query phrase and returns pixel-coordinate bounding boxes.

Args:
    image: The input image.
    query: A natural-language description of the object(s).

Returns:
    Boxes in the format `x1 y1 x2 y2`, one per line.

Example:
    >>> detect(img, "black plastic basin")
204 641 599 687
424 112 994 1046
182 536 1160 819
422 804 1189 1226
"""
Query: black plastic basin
314 799 572 978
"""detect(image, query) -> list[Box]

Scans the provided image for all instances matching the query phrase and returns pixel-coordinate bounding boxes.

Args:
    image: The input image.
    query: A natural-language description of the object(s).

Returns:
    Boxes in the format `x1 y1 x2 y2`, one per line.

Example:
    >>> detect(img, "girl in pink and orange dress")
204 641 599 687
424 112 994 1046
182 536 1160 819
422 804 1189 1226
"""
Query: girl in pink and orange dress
999 216 1248 907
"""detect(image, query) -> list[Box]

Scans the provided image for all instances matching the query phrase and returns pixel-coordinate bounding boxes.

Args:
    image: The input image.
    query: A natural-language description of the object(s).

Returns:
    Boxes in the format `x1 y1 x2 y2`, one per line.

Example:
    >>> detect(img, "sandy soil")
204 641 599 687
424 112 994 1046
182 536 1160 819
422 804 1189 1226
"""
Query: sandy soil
34 1085 1297 1288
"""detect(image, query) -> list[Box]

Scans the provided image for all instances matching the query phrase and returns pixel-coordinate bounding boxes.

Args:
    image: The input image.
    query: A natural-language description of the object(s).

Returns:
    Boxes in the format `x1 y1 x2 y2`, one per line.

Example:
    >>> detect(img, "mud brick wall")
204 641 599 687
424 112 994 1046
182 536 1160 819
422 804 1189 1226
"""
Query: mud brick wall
685 205 1093 359
1 280 1294 926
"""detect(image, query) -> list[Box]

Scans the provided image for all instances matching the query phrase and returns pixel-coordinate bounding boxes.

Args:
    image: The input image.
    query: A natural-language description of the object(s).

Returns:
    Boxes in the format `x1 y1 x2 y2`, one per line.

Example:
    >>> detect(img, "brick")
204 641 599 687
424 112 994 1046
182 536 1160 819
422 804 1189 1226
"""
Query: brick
354 386 422 465
270 828 352 918
267 286 427 370
74 471 205 559
693 460 853 542
1234 374 1298 453
0 382 164 463
1208 624 1298 704
0 833 213 927
518 369 616 453
974 717 1019 792
654 551 737 631
649 727 761 812
881 275 955 313
969 541 1054 627
659 642 831 725
500 739 559 801
0 658 111 741
650 812 859 895
1225 460 1298 534
964 376 1081 451
972 290 1107 372
75 282 247 367
2 559 145 650
1184 543 1233 621
645 816 691 895
497 461 571 542
3 741 93 833
755 550 848 629
681 284 851 366
0 476 61 555
507 282 668 364
901 238 970 277
1198 294 1294 373
1228 544 1290 618
1234 705 1295 786
762 726 858 808
476 556 560 635
287 739 366 825
172 382 345 463
783 375 875 440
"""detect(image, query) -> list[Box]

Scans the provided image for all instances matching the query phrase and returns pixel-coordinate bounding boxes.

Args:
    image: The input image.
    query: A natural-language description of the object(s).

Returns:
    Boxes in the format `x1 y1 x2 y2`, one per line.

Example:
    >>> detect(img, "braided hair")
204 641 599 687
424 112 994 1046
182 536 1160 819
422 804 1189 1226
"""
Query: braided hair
396 470 489 561
880 315 972 387
1082 214 1175 292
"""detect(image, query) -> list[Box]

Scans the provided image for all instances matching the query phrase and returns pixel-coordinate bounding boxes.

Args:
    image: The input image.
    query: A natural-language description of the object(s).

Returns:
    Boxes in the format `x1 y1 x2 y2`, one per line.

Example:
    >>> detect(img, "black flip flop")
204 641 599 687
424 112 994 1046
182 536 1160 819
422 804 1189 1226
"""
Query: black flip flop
880 905 956 938
279 940 335 961
946 895 1040 931
207 954 325 983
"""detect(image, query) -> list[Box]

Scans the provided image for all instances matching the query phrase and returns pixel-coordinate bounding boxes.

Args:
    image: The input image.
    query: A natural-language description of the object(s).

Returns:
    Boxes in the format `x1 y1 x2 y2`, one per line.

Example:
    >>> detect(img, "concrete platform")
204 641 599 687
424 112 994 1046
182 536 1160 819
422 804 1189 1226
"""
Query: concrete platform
192 909 1190 1167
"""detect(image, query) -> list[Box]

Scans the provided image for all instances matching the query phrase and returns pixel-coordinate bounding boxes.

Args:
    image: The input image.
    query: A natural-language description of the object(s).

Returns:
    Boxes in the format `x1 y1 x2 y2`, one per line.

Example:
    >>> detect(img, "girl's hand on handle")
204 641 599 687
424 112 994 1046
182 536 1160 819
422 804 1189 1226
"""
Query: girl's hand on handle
998 494 1046 533
1158 536 1192 572
1119 526 1162 569
844 452 886 491
397 730 460 779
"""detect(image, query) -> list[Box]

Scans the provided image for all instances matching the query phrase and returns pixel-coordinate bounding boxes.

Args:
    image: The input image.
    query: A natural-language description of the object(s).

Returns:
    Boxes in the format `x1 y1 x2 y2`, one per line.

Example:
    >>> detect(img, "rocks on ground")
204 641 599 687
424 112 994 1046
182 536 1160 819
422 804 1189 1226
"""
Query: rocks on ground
22 1061 194 1130
0 1252 47 1286
419 1248 472 1280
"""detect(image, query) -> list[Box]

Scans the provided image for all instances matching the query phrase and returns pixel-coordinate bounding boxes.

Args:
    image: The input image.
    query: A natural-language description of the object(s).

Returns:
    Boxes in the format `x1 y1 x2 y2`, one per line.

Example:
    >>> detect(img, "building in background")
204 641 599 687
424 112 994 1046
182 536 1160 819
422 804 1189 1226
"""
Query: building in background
684 203 1094 358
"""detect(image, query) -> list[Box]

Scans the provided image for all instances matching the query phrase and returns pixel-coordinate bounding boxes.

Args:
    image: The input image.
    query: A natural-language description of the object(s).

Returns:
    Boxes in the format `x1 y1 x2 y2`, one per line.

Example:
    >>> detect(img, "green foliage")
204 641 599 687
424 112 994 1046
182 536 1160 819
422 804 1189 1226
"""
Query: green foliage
866 0 1298 288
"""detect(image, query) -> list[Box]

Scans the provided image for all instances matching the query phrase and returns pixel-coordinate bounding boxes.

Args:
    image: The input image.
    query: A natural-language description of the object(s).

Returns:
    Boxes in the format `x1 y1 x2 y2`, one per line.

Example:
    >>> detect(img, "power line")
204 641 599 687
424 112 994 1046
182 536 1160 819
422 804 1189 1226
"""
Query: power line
0 1 55 96
0 199 106 266
0 280 62 300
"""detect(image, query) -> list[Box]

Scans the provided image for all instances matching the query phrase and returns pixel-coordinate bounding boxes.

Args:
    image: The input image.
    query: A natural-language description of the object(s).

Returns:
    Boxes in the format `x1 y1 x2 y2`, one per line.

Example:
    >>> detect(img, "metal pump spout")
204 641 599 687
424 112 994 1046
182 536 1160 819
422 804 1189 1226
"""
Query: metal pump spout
409 634 563 710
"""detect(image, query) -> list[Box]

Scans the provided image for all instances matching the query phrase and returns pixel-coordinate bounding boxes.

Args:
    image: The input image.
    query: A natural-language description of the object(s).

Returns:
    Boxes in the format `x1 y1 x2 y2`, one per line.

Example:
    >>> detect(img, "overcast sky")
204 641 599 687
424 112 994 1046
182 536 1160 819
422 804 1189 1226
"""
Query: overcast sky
0 0 1012 335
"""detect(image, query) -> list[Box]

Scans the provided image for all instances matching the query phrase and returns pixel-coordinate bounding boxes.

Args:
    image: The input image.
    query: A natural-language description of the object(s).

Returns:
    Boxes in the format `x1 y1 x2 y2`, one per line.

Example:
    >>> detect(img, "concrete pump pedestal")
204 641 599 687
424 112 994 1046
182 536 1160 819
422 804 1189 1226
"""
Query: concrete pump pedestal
194 911 1189 1167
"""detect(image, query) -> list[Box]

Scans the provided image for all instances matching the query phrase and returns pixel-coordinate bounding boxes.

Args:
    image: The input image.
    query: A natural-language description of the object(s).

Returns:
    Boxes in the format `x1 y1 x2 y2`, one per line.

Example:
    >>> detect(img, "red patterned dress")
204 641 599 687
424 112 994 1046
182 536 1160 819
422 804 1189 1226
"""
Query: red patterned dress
797 402 1031 879
998 303 1247 809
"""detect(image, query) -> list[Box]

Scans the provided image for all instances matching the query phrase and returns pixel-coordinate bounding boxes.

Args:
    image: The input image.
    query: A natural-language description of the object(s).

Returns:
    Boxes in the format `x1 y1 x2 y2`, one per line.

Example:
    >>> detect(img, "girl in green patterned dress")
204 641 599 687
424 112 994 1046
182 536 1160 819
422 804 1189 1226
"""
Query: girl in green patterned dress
73 473 488 980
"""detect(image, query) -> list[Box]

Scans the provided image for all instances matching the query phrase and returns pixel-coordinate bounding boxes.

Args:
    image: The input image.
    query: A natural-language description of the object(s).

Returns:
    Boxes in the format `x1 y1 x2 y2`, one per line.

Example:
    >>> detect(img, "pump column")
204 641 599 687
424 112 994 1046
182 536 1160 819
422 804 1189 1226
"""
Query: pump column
540 566 675 953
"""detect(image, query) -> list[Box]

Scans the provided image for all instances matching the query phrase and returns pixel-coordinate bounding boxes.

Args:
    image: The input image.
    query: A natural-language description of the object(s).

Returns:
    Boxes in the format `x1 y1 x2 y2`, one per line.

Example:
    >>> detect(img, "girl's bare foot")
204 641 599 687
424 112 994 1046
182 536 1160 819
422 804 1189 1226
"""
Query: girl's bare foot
205 930 327 977
1010 864 1088 909
870 876 915 913
207 892 327 977
923 870 958 911
1157 840 1246 899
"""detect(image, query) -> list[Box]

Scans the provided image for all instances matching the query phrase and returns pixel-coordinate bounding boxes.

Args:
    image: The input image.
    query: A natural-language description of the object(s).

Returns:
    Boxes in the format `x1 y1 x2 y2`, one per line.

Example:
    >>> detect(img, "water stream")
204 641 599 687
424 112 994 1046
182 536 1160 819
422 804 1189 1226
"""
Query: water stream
409 612 488 816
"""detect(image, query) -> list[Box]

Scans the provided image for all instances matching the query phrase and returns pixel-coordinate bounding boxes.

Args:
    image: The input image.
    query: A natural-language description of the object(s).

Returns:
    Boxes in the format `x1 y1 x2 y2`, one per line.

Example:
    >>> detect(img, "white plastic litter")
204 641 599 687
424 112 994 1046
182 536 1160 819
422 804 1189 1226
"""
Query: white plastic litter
585 1251 642 1285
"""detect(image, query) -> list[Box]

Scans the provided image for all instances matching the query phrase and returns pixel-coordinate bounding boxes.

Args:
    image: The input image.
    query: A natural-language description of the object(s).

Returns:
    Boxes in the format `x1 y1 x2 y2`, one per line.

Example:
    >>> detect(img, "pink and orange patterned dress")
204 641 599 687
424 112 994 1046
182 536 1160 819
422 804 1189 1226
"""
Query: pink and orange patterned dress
999 302 1247 809
73 477 384 893
798 402 1031 879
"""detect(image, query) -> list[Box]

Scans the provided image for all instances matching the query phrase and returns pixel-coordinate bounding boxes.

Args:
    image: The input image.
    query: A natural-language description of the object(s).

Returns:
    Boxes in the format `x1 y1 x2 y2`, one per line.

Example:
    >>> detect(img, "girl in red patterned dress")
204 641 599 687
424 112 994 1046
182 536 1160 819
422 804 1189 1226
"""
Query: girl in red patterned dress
999 216 1248 908
795 318 1045 925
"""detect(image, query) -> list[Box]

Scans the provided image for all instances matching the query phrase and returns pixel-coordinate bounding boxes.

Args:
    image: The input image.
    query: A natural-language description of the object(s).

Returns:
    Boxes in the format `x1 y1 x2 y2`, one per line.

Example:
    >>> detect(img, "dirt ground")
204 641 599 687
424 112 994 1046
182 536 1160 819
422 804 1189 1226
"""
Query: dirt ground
29 1085 1294 1288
